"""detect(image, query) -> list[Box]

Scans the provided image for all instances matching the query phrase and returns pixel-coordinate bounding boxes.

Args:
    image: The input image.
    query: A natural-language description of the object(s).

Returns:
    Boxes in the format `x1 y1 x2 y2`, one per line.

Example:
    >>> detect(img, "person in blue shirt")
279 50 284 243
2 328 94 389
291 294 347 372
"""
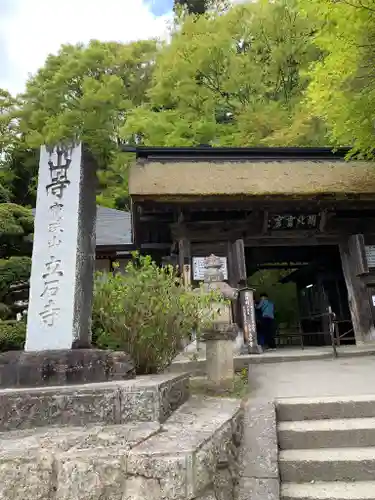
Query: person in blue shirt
256 292 276 350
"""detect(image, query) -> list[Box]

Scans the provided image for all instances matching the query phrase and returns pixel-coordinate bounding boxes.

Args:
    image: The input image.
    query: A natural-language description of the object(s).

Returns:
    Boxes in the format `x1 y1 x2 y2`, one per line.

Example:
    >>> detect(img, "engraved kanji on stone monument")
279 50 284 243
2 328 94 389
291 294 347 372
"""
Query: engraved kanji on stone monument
26 142 97 351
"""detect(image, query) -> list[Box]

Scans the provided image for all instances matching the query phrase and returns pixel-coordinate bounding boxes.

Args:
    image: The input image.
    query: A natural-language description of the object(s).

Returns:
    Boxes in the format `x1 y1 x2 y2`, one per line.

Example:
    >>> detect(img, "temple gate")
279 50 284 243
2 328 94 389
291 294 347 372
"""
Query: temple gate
127 146 375 346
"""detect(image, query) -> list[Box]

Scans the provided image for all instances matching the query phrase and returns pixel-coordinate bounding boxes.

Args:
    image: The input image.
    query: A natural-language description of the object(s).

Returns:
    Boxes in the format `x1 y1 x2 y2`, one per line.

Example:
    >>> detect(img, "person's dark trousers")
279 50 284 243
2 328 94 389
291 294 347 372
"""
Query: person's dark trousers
261 317 276 349
256 321 265 347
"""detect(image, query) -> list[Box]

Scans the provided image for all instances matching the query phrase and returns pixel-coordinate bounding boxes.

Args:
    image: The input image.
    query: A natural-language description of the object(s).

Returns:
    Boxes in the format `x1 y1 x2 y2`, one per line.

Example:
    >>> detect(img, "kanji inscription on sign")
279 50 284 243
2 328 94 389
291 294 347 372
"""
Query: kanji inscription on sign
268 213 320 231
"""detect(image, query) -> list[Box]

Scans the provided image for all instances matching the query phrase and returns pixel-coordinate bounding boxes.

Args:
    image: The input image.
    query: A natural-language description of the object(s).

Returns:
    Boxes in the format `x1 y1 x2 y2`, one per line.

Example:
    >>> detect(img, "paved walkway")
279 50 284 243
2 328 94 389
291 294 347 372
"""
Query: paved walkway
248 355 375 399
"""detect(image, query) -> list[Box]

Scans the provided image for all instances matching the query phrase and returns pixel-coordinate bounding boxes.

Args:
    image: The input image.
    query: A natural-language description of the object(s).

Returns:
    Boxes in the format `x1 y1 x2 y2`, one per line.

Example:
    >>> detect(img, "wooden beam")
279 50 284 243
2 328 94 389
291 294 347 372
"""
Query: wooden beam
244 236 342 247
339 238 375 344
140 243 171 249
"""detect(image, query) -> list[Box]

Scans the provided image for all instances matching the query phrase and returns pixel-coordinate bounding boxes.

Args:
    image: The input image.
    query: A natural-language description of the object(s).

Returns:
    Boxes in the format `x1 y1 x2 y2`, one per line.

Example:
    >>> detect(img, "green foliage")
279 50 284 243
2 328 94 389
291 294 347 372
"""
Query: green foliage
0 89 18 163
92 254 221 374
0 303 10 320
0 88 39 207
19 40 157 208
123 0 326 147
0 204 33 319
0 257 31 302
249 269 299 327
0 320 26 351
0 203 34 238
300 0 375 157
0 204 34 258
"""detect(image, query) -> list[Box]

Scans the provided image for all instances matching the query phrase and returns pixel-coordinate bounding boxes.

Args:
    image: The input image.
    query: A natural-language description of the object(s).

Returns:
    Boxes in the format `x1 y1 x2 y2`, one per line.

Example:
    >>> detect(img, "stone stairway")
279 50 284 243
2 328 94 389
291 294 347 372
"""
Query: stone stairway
0 372 243 500
277 395 375 500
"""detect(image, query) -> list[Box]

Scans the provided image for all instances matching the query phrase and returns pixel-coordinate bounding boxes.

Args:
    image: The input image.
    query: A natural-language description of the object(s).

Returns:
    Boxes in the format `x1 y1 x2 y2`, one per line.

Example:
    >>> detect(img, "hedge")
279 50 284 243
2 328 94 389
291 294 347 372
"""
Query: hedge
0 320 26 351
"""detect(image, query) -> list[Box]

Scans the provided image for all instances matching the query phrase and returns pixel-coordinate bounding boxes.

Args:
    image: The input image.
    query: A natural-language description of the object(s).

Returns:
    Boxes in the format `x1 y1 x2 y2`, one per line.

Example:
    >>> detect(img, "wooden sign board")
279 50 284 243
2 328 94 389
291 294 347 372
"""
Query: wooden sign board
192 256 228 281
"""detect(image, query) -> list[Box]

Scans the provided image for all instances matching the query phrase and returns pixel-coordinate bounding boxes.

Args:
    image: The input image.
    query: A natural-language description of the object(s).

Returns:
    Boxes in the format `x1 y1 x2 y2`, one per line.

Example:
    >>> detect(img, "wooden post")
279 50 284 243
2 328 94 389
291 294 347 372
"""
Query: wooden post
339 236 375 344
178 237 191 286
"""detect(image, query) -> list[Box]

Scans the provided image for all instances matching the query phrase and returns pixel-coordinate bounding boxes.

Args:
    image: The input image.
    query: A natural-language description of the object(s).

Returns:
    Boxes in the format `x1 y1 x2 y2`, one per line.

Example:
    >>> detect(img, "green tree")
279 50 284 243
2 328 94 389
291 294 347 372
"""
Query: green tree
19 39 158 209
301 0 375 157
124 0 326 147
0 204 33 319
0 88 39 206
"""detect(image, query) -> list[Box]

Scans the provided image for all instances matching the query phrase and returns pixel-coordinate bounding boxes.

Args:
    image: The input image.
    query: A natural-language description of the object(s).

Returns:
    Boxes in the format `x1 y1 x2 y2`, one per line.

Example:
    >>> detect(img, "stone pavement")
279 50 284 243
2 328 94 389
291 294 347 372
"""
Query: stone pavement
170 345 375 375
247 355 375 399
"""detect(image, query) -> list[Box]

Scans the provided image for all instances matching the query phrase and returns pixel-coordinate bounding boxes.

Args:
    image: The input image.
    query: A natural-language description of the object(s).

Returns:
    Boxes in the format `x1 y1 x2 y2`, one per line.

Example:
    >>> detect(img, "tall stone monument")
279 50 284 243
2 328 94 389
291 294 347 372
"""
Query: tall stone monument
0 142 135 388
26 143 95 350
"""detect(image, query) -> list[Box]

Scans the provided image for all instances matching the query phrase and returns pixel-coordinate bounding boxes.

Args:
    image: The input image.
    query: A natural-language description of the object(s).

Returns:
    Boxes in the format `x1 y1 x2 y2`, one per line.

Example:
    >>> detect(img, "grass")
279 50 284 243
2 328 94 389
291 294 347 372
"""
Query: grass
189 368 249 400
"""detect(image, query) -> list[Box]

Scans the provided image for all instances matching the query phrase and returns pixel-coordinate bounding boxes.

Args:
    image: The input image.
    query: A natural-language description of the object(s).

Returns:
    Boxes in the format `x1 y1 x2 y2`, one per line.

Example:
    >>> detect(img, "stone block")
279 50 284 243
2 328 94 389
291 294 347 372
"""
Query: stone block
0 422 160 455
236 477 280 500
238 399 279 479
0 349 135 388
0 448 54 499
55 447 126 500
213 468 234 500
124 476 163 500
0 422 161 500
0 372 190 431
194 490 216 500
0 382 121 431
118 373 190 423
127 396 242 499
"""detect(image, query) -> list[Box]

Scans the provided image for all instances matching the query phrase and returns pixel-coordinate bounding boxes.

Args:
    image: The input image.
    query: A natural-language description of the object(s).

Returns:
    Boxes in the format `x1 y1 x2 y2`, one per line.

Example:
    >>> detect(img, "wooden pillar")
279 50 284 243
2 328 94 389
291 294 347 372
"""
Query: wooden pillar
339 236 375 344
178 237 191 286
227 239 250 342
227 239 247 287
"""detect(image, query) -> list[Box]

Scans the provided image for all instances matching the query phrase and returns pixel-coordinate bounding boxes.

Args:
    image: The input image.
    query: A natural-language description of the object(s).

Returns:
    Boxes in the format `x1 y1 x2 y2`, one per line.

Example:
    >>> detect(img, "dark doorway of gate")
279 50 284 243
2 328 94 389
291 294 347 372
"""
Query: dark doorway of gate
245 245 354 348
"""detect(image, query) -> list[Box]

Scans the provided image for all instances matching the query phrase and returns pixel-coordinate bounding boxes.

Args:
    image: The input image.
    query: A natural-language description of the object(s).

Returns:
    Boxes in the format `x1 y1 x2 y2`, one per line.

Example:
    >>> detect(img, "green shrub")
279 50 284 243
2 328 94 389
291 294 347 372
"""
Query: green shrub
0 320 26 351
92 254 219 374
0 303 10 320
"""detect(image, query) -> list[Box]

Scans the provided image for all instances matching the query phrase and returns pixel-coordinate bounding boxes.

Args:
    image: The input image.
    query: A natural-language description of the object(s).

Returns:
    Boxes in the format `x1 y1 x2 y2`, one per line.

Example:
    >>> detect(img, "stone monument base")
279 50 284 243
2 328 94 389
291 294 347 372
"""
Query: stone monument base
0 349 135 388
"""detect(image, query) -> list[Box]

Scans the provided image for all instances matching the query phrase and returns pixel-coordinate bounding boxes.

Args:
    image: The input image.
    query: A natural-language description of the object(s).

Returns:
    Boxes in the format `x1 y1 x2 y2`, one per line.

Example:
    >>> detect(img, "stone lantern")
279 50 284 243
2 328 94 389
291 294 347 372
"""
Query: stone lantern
199 254 239 389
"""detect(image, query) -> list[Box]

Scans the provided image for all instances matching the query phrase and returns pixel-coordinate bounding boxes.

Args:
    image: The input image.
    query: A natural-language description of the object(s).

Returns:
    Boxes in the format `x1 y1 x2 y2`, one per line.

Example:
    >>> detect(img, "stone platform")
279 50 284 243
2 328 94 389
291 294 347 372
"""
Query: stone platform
0 372 243 500
0 372 190 431
0 349 135 388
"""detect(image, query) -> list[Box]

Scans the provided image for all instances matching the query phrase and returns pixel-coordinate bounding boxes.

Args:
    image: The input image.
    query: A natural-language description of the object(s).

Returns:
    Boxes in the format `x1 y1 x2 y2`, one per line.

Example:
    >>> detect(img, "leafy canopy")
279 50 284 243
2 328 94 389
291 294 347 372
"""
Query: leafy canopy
300 0 375 157
19 39 158 209
123 0 326 147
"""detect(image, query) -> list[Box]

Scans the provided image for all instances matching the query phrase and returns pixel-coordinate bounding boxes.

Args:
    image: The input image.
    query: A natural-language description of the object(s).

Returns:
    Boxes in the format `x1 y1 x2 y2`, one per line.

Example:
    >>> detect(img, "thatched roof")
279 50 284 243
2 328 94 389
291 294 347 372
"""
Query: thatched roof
129 159 375 199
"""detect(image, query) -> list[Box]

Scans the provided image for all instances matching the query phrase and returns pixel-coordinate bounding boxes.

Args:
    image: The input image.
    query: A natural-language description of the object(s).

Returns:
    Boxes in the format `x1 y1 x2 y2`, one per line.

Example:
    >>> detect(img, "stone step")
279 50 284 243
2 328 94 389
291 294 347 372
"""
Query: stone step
279 447 375 482
0 372 189 431
0 395 243 500
276 395 375 422
281 481 375 500
278 417 375 449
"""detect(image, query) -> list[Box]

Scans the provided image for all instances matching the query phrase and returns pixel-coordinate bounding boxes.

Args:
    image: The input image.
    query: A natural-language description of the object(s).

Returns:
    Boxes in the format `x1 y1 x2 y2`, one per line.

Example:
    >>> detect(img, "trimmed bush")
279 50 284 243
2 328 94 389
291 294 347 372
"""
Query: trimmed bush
92 254 219 374
0 303 10 320
0 320 26 351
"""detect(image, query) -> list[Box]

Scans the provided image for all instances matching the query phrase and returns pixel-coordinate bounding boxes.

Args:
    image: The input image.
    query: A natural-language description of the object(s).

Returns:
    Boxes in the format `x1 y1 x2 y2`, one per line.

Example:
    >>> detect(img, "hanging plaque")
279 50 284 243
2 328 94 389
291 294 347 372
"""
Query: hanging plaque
268 213 320 231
